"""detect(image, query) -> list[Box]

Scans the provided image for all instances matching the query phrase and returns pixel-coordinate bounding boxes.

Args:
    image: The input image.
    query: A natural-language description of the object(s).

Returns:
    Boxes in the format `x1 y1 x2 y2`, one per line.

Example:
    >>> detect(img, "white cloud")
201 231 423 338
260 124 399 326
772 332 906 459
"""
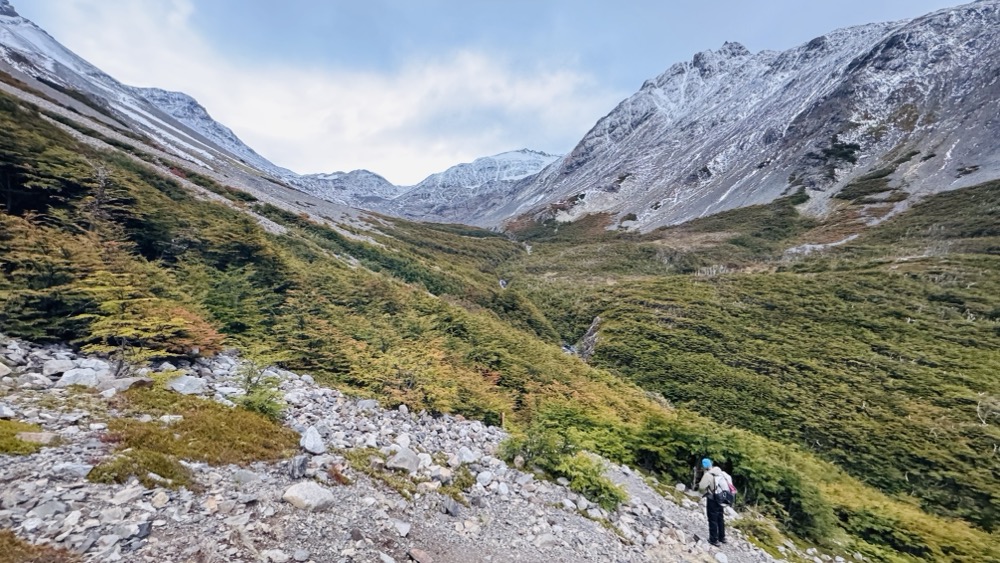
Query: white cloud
26 0 625 184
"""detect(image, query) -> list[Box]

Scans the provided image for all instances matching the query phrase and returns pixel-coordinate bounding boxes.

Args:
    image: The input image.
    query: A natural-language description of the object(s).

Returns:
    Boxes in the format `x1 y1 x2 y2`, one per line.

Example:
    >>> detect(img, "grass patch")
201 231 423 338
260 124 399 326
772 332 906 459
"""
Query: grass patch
341 447 418 499
89 388 297 488
0 530 80 563
0 420 43 455
105 388 299 466
88 448 197 490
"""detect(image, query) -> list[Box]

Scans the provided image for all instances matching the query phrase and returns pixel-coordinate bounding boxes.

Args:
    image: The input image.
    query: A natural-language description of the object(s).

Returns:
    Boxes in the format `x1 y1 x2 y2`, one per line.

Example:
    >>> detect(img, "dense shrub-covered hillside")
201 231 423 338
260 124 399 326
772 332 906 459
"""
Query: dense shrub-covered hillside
1 87 998 561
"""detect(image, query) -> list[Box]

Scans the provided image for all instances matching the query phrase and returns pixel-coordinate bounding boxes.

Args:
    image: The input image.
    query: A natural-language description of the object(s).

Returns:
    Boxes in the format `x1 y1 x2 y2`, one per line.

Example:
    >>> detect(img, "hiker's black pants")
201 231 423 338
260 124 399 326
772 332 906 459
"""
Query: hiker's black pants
707 498 725 543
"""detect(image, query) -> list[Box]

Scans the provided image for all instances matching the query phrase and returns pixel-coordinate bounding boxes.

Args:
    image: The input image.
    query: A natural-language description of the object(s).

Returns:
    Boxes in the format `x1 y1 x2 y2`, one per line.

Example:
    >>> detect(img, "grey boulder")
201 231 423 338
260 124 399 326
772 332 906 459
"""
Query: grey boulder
282 481 336 511
166 375 208 395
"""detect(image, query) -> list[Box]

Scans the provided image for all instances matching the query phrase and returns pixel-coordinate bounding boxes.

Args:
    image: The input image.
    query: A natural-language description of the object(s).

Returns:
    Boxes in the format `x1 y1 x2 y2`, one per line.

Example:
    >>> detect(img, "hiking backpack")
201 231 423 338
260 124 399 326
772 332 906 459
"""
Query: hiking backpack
713 472 736 506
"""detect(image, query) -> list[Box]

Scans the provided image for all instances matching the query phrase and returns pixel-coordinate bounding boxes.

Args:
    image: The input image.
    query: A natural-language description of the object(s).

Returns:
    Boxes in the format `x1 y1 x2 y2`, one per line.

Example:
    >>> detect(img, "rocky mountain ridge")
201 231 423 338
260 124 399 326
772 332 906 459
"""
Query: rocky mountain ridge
482 0 1000 231
0 334 797 563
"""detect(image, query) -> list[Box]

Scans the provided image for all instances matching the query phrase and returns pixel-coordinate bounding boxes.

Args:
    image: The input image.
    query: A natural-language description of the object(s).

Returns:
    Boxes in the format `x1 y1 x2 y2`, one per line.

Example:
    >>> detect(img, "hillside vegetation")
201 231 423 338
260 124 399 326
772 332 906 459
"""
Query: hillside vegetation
0 86 998 562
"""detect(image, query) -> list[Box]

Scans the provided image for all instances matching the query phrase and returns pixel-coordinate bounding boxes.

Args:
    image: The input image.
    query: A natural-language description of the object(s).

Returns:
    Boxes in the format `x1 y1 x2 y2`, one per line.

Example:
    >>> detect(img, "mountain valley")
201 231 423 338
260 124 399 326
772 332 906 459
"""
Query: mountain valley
1 1 999 562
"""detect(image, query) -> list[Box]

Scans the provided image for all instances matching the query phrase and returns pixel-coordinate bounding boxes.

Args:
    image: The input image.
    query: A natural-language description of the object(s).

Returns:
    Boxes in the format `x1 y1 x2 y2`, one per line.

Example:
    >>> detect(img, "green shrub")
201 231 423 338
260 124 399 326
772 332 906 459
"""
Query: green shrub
500 424 626 511
554 452 628 510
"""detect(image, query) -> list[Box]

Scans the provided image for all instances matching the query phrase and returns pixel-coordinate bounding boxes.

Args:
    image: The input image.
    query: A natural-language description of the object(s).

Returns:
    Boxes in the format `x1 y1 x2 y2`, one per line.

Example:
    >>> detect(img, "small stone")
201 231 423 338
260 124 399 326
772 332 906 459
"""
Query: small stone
440 498 462 517
17 373 52 389
55 368 101 388
52 462 93 480
28 500 67 518
110 487 144 505
476 471 494 486
386 447 420 473
357 399 378 411
408 548 433 563
282 481 335 511
715 554 729 563
300 426 327 455
233 469 261 486
42 359 75 376
0 403 14 419
398 404 409 415
98 377 154 393
350 528 365 541
0 363 10 378
261 549 290 563
379 553 396 563
165 375 207 395
457 446 480 464
293 550 310 562
289 455 309 479
393 519 411 537
533 533 558 548
151 491 169 508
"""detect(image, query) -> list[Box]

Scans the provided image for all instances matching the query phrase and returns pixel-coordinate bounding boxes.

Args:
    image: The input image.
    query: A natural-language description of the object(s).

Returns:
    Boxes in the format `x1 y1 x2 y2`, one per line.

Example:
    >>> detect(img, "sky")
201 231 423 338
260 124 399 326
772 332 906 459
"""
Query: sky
19 0 959 185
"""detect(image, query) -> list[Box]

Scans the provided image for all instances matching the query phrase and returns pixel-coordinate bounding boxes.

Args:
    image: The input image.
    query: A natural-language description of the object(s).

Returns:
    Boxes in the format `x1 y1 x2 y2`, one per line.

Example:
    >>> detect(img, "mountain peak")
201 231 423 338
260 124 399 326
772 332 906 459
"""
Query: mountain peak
0 0 19 18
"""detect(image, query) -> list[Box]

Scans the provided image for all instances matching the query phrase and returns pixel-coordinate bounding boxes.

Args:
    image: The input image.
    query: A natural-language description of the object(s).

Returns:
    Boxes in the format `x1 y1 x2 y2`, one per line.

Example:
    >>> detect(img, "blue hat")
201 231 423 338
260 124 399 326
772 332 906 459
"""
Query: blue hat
702 458 712 469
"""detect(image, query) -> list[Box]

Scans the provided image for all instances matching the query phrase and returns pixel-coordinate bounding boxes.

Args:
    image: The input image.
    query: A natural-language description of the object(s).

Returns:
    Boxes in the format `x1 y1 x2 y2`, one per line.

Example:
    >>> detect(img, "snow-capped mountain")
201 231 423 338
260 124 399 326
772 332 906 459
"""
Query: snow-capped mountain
386 149 561 222
132 87 294 179
479 0 1000 231
295 169 404 207
0 1 291 180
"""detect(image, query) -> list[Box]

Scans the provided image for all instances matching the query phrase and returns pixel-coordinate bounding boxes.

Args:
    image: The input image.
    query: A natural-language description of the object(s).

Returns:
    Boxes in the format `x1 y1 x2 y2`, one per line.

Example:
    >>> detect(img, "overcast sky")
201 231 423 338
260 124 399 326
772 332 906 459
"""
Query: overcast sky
21 0 959 184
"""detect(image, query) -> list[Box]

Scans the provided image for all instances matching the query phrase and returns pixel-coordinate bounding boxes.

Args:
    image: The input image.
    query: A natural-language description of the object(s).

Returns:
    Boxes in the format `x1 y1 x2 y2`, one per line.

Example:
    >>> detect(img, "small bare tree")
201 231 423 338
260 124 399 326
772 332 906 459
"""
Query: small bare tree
976 393 1000 426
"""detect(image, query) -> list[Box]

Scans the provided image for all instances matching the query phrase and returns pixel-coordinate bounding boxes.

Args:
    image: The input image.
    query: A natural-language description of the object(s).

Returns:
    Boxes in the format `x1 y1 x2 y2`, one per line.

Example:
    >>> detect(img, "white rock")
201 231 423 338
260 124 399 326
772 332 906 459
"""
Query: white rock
386 448 420 473
300 427 327 455
715 554 729 563
0 363 11 377
55 368 100 388
261 550 290 563
166 375 207 395
0 403 14 419
42 359 74 376
282 482 335 511
16 372 51 389
392 519 411 537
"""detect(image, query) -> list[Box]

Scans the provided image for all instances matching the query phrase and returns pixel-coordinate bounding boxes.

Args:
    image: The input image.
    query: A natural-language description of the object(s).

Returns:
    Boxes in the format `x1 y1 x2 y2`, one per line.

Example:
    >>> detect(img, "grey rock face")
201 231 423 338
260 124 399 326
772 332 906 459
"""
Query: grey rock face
466 3 1000 232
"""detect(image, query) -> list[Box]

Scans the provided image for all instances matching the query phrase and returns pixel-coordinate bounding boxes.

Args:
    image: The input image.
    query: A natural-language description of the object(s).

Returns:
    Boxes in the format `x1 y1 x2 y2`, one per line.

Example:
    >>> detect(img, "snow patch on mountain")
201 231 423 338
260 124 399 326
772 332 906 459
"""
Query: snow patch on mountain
478 0 1000 231
134 87 294 179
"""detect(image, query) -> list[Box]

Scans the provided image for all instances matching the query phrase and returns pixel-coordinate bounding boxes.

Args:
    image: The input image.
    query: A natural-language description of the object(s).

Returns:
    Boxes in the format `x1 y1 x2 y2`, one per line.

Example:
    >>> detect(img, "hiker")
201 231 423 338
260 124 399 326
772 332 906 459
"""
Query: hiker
698 457 734 546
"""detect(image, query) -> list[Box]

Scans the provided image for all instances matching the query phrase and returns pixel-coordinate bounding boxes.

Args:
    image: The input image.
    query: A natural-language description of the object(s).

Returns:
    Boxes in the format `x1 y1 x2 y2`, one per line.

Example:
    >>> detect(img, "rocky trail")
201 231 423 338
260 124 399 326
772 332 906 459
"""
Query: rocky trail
0 335 795 563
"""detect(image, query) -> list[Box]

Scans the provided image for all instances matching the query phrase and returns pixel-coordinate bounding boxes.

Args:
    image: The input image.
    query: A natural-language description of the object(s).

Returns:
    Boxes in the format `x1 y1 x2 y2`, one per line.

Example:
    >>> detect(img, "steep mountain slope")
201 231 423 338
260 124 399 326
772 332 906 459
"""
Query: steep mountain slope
387 149 560 223
482 0 1000 232
132 86 294 179
294 169 405 208
0 2 277 176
